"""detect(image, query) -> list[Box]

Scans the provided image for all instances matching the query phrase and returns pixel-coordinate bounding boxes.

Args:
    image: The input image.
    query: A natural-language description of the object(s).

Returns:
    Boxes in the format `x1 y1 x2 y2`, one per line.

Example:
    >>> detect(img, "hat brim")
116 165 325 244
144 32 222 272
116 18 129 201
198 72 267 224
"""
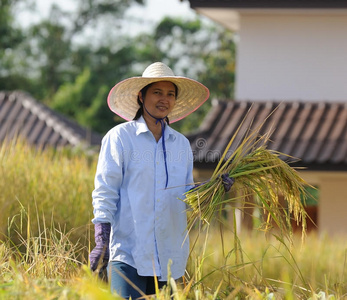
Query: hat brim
107 76 210 123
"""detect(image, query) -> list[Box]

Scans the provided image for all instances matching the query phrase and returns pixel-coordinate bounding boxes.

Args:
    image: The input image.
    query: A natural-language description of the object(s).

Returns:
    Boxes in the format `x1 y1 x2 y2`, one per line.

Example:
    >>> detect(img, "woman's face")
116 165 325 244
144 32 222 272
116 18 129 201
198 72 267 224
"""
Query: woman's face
140 81 176 120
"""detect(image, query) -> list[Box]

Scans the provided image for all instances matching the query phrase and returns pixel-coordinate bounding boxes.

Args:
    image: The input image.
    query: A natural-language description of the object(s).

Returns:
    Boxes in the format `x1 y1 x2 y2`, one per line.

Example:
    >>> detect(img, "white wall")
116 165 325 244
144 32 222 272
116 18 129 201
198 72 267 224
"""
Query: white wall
319 176 347 236
236 11 347 101
301 171 347 236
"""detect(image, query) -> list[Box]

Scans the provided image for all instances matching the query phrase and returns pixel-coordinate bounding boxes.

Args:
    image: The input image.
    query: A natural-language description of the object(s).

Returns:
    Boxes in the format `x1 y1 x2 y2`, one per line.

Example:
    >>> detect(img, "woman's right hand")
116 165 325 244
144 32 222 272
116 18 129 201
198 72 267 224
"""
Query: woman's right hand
89 223 111 279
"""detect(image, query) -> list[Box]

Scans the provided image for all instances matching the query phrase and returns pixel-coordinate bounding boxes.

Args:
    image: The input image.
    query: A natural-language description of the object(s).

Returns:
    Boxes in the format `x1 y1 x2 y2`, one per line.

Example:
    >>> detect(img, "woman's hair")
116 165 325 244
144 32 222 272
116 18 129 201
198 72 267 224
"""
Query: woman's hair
133 84 151 121
133 82 178 124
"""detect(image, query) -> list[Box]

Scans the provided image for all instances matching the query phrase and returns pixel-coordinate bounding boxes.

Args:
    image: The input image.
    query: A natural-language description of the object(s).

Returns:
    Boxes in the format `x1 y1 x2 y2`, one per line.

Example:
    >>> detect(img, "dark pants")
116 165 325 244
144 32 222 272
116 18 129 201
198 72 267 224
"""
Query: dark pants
108 261 166 299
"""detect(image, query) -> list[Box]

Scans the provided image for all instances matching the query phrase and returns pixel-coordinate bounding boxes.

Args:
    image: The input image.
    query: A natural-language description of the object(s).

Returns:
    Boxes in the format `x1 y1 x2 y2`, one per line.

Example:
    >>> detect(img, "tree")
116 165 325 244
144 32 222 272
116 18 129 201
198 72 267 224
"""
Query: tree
50 39 151 133
0 0 30 91
0 0 145 96
30 19 73 99
1 1 236 135
150 17 236 133
153 17 235 100
0 0 24 62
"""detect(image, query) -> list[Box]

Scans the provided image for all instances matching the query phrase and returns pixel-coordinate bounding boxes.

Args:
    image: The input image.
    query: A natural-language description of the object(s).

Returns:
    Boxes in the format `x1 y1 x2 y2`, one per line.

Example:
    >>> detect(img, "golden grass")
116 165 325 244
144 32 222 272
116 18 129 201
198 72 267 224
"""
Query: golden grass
188 228 347 299
1 137 346 299
0 137 96 246
2 221 346 299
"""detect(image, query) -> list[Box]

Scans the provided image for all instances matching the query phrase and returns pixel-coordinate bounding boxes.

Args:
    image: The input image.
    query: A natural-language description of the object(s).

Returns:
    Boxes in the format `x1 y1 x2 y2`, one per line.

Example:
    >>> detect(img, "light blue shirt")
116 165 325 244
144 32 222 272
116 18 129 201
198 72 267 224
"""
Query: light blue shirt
92 116 193 280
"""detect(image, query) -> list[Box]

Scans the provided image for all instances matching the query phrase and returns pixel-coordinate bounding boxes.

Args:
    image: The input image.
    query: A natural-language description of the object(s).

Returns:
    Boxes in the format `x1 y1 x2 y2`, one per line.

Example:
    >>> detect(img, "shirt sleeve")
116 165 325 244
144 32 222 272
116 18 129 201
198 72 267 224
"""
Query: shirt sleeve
92 130 123 224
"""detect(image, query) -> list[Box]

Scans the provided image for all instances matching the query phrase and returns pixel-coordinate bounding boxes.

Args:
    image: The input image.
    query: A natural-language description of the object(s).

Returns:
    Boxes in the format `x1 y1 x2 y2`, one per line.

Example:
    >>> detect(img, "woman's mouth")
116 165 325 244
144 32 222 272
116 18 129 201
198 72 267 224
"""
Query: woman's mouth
156 105 168 111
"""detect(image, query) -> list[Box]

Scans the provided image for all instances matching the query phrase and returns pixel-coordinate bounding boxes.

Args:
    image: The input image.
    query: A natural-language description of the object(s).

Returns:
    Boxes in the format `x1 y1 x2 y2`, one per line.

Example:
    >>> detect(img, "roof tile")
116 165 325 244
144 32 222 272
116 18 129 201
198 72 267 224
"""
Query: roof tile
0 91 102 150
188 100 347 170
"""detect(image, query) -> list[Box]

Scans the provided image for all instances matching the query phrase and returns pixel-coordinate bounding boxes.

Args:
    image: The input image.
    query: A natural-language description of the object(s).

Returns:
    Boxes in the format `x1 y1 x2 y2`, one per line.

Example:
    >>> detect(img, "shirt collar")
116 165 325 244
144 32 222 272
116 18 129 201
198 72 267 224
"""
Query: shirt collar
135 116 149 136
135 116 176 141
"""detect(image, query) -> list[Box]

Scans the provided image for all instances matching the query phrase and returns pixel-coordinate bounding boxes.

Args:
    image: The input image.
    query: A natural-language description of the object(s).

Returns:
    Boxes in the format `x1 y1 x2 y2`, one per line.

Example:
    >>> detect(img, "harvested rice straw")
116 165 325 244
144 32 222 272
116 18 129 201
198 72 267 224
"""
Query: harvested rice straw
185 110 311 238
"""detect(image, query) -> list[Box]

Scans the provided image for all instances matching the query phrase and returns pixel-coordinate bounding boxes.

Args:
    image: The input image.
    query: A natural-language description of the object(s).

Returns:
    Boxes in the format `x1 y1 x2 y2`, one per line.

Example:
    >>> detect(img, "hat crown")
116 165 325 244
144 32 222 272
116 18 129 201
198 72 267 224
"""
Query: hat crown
142 62 175 78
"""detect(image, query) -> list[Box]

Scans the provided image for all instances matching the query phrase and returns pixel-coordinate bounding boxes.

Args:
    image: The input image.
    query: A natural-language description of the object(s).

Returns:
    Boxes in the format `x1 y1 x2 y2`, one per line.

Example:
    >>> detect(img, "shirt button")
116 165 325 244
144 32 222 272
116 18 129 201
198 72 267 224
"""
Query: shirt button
157 199 160 202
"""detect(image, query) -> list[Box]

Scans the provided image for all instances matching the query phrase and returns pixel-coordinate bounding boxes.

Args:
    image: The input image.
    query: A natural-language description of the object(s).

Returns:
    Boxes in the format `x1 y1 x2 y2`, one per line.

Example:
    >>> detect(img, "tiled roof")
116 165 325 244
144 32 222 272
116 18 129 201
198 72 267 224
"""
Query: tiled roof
188 0 347 9
188 100 347 171
0 91 102 149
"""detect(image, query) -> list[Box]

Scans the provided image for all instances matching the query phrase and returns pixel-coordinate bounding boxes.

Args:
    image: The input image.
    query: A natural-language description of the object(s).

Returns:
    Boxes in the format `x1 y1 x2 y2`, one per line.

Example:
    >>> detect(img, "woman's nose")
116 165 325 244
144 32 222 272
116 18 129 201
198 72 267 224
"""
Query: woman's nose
160 94 170 101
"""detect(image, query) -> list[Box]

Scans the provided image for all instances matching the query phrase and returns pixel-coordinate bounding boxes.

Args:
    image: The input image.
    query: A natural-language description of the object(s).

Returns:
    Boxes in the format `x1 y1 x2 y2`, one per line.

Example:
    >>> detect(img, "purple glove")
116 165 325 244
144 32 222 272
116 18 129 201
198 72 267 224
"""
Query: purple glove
221 173 235 192
89 223 111 275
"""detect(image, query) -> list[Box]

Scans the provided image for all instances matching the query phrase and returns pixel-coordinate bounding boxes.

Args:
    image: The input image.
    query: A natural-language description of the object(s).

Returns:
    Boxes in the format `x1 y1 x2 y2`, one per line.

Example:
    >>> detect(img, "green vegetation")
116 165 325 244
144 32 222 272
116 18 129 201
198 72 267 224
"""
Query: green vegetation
1 0 235 135
1 140 346 299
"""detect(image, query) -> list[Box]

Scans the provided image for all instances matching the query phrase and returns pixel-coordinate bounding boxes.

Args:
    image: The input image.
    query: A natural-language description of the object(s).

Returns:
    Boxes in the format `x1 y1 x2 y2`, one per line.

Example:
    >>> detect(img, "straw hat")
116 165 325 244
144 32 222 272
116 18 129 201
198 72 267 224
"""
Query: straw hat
107 62 210 123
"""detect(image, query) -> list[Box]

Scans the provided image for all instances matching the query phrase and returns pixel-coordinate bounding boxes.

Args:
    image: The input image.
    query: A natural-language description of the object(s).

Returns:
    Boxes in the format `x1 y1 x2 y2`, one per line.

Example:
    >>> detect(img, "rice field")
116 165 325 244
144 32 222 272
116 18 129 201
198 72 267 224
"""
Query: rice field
1 139 346 299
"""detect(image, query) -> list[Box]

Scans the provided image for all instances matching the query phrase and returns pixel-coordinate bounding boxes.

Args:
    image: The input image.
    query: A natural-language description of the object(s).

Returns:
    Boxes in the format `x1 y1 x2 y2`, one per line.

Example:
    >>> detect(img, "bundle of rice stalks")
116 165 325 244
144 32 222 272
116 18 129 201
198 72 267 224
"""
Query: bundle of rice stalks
185 111 311 238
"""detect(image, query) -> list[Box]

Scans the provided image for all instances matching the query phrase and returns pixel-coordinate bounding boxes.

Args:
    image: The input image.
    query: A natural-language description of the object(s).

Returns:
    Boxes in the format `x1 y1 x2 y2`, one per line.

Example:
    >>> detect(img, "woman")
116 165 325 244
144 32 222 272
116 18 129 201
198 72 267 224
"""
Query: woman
89 62 210 298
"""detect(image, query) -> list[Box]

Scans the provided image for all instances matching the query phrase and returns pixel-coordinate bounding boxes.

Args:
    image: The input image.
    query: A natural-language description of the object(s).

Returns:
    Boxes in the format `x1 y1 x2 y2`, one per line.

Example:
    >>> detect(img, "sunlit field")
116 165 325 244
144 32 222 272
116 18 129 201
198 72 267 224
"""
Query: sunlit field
1 140 346 299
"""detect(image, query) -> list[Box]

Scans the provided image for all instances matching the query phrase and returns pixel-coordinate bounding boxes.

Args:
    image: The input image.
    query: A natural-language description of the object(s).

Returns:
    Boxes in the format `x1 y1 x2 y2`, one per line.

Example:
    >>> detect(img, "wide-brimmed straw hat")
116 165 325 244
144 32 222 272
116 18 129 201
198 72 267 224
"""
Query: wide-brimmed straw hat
107 62 210 123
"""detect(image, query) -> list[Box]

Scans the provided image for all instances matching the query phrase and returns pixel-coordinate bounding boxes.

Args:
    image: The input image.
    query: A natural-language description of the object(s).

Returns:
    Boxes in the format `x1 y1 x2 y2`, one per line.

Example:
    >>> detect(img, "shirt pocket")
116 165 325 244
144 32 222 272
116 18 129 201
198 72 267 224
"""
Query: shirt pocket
114 199 135 238
170 164 189 190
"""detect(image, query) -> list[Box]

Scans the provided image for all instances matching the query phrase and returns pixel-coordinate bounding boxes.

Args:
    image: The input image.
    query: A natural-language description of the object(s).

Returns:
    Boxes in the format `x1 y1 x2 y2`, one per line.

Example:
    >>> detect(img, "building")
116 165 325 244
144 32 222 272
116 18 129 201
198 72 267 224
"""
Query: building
188 0 347 102
186 0 347 235
0 91 102 150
